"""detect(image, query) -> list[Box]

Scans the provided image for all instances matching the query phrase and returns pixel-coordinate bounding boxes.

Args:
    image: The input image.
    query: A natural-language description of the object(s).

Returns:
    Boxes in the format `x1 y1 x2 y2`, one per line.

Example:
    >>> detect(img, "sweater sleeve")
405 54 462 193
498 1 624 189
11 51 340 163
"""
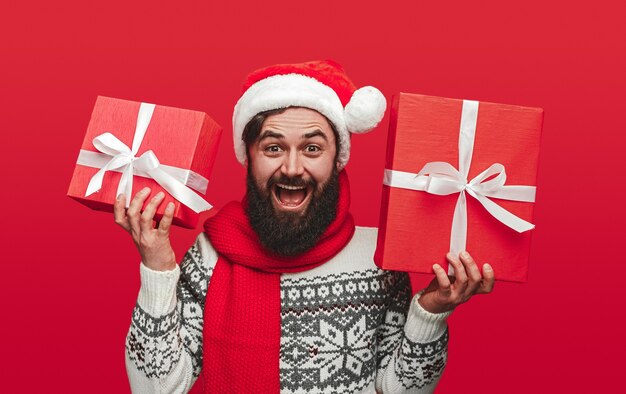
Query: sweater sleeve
125 234 213 393
375 272 451 394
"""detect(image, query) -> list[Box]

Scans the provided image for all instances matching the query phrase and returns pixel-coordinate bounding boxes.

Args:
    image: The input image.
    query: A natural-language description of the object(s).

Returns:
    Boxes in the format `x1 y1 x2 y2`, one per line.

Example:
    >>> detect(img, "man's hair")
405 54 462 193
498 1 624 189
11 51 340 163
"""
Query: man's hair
242 107 341 162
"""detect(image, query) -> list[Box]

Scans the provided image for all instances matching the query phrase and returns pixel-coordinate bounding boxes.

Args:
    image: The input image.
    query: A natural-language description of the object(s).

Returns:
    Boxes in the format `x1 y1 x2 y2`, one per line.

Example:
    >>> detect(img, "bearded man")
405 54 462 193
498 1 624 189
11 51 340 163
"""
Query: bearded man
118 60 494 393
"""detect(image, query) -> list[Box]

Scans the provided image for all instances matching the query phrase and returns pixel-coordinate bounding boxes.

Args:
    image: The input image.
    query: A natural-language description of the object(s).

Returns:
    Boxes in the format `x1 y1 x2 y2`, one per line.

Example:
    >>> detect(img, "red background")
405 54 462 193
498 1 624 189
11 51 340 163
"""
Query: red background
1 0 624 392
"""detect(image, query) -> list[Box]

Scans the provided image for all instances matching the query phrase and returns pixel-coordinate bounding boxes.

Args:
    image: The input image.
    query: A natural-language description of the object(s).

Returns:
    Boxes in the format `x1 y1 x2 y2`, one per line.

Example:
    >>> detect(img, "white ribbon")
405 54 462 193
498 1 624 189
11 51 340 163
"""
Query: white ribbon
79 102 211 213
383 100 536 275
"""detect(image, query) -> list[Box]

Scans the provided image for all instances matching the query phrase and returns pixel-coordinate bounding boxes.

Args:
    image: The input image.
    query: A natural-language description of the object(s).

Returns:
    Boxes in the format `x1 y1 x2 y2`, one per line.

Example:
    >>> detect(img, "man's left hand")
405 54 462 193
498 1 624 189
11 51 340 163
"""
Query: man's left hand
418 251 495 314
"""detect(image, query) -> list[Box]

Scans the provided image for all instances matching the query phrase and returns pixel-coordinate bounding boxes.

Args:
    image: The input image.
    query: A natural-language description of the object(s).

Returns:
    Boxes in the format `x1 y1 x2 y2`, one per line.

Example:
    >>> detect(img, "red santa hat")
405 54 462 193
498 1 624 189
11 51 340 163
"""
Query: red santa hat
232 59 387 169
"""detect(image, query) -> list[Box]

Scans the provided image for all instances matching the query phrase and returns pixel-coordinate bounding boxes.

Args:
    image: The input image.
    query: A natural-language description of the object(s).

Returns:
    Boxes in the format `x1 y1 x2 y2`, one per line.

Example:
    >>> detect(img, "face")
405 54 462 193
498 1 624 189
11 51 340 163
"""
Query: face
247 107 338 216
245 107 340 256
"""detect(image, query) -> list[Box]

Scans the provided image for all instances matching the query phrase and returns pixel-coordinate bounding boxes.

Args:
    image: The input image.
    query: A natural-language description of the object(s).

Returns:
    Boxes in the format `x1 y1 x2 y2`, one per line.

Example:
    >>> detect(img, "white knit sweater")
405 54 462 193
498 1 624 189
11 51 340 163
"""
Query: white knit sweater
125 226 451 393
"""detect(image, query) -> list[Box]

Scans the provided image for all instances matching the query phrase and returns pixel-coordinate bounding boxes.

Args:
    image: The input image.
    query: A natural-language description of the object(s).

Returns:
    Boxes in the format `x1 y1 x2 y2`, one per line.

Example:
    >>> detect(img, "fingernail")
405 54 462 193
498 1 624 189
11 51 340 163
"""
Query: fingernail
154 191 164 199
483 263 492 271
461 251 470 258
166 202 175 212
117 193 124 201
141 187 150 194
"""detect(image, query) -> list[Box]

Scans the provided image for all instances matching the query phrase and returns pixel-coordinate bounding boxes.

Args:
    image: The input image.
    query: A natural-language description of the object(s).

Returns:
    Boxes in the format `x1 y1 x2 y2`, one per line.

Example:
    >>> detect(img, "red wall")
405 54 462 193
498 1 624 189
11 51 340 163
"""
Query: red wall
1 0 623 392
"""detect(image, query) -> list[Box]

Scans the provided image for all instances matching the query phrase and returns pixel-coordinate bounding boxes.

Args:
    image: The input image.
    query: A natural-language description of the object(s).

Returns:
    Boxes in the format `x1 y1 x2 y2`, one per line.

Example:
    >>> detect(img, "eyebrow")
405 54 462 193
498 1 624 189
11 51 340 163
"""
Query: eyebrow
303 129 328 141
259 130 285 141
259 129 329 142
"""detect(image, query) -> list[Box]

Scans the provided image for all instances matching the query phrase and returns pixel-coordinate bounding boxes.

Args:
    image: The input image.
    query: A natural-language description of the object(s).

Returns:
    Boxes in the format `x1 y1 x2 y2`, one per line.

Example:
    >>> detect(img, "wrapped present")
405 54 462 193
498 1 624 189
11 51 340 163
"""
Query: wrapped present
374 93 543 282
67 96 222 228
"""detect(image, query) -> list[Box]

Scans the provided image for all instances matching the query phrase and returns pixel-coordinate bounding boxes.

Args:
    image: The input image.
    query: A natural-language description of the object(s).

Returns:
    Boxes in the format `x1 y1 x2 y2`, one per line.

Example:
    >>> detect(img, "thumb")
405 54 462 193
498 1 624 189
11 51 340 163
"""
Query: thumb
433 264 452 297
157 202 175 236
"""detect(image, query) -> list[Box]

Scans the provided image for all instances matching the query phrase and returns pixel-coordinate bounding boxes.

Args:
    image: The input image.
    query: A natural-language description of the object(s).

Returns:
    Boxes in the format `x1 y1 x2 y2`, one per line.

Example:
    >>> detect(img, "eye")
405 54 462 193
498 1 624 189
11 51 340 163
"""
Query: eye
265 145 283 153
304 145 321 153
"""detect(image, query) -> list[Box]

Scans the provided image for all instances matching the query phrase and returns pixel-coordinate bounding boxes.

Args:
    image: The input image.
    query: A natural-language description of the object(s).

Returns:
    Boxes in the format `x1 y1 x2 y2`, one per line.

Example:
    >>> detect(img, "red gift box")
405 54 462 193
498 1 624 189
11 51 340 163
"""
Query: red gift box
374 93 543 282
68 96 222 228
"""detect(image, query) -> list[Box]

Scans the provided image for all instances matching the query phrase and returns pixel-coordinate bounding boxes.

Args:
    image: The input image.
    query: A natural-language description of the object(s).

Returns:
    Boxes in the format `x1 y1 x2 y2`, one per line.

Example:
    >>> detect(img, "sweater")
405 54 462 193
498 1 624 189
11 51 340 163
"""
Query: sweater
125 226 451 393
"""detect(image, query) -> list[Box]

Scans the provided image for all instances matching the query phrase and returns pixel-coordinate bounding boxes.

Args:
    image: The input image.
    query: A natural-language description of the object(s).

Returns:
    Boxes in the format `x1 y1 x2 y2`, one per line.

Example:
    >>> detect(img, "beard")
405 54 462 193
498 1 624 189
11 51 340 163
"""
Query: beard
245 168 340 256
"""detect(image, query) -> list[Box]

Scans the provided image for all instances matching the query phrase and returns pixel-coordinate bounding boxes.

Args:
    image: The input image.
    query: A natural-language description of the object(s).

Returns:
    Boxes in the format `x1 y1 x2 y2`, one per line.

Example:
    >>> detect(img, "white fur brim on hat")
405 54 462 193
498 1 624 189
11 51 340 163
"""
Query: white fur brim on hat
232 73 386 169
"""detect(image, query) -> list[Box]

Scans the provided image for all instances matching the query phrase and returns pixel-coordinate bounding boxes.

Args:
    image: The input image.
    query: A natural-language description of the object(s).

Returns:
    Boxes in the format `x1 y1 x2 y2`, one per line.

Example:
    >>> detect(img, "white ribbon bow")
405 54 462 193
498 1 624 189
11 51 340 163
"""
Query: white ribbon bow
82 102 211 213
383 100 535 274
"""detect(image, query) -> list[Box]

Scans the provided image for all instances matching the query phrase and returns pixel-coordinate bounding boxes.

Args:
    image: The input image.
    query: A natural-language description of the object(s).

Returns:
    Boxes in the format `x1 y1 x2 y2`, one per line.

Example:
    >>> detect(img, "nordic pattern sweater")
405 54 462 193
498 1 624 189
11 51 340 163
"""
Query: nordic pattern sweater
125 227 451 393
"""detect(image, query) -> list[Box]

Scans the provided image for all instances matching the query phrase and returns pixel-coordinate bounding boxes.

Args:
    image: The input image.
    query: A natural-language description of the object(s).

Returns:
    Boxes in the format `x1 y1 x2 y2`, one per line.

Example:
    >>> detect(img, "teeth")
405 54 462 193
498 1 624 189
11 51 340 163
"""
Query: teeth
276 184 306 190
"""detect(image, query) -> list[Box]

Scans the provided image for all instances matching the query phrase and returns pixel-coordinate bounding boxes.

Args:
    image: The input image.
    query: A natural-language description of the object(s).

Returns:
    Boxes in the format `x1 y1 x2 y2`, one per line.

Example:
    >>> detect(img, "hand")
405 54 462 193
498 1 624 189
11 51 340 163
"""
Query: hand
418 251 495 314
114 187 177 271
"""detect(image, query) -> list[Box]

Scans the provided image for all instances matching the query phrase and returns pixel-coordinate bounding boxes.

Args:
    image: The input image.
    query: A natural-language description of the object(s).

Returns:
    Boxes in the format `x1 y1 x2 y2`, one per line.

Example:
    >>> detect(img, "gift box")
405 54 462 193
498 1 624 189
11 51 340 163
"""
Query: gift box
374 93 543 282
68 96 222 228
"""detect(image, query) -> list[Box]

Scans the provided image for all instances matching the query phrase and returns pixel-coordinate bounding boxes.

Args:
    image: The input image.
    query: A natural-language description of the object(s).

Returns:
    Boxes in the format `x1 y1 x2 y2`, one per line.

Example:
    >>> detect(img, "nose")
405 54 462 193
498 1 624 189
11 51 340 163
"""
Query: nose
281 150 304 178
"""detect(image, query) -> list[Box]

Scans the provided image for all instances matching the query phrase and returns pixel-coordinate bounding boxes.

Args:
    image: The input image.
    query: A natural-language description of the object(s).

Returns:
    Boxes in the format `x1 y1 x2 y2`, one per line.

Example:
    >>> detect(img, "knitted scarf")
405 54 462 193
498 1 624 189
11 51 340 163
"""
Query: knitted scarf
201 170 355 392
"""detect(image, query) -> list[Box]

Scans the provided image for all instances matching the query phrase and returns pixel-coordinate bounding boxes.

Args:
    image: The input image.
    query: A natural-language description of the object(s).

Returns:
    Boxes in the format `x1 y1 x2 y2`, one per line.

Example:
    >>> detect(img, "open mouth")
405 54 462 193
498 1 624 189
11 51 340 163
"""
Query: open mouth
272 183 312 210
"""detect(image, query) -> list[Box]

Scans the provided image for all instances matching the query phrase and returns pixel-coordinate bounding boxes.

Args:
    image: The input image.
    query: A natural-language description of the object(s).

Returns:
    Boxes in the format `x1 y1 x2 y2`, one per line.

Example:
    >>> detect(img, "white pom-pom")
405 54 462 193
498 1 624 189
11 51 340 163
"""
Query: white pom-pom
344 86 387 134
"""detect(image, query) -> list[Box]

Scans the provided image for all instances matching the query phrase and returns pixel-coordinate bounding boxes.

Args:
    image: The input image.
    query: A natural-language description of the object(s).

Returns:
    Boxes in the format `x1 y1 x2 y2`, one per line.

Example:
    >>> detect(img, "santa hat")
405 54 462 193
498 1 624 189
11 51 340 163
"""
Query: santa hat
232 59 387 169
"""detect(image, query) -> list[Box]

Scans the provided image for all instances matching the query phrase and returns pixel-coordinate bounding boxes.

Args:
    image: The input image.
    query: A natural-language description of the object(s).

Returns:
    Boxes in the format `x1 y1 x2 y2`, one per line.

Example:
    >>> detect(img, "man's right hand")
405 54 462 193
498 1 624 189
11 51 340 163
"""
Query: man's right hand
114 187 177 271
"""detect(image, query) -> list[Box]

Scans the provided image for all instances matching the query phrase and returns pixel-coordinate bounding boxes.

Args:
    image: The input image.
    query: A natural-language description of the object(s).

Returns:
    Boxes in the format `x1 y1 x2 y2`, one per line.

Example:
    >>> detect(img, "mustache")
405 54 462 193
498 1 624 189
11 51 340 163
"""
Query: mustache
267 175 316 189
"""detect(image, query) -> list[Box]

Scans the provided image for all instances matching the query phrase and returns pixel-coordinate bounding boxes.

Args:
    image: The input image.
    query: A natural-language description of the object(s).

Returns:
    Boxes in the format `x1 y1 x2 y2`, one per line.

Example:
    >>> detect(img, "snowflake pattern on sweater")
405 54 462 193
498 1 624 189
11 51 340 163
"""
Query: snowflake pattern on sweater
278 267 447 393
126 227 449 393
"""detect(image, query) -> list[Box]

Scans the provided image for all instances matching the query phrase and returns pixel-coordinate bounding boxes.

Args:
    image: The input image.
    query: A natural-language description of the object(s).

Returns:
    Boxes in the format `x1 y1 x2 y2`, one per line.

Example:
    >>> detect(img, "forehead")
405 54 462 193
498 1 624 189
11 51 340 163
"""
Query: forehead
261 107 335 140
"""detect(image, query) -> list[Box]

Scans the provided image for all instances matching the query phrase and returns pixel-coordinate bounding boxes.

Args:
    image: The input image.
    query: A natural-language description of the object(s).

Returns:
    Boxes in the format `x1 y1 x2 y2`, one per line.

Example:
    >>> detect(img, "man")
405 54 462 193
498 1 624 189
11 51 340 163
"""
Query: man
118 60 494 393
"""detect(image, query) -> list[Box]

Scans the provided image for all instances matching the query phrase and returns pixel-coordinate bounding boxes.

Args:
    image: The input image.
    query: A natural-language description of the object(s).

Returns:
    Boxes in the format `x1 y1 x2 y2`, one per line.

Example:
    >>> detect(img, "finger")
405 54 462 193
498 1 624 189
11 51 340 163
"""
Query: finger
157 202 175 236
459 251 482 294
432 264 452 296
446 252 468 290
113 193 131 232
127 187 151 235
140 191 165 233
478 263 495 294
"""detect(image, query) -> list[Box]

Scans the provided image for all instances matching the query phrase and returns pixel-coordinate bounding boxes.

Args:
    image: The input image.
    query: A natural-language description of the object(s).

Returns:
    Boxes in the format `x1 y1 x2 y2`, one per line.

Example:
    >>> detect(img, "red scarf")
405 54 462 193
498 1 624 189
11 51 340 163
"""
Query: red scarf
202 171 355 392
